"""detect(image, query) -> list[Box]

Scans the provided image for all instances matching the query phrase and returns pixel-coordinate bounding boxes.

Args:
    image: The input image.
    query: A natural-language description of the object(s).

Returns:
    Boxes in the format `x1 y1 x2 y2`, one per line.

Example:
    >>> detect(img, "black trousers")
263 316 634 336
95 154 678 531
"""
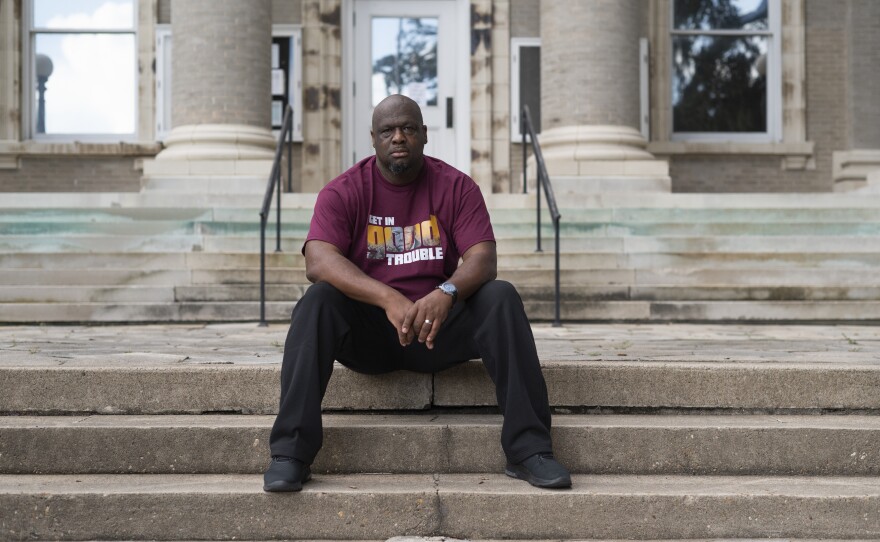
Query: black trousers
269 279 554 465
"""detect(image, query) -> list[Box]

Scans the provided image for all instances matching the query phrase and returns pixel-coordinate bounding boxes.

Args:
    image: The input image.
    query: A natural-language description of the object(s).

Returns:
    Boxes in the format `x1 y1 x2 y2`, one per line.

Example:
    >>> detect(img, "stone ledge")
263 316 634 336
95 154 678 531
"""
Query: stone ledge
0 140 162 170
648 140 816 171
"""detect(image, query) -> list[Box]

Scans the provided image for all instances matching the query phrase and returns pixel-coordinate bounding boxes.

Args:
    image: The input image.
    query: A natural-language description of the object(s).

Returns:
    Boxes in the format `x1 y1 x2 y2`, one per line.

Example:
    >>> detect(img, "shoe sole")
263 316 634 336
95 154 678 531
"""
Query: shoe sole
505 466 572 489
263 471 312 492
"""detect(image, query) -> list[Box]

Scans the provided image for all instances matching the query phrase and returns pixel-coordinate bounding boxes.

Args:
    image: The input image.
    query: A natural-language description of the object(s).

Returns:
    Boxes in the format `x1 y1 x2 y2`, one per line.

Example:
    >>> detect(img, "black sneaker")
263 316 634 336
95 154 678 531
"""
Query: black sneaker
505 453 572 489
263 456 312 492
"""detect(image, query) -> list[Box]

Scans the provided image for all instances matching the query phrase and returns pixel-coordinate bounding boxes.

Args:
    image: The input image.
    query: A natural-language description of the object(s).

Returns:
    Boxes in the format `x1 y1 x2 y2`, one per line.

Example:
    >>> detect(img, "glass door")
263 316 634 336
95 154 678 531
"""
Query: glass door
353 0 457 168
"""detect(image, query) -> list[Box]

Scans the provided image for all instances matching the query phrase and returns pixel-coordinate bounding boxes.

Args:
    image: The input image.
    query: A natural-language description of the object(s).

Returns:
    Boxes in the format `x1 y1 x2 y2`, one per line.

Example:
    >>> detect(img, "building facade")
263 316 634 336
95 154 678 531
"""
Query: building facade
1 0 878 194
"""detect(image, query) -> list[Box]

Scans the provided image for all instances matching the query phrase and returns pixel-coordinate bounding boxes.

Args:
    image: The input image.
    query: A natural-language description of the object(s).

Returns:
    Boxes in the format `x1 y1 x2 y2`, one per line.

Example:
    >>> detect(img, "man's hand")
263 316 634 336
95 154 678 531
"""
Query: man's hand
401 289 455 349
385 294 415 346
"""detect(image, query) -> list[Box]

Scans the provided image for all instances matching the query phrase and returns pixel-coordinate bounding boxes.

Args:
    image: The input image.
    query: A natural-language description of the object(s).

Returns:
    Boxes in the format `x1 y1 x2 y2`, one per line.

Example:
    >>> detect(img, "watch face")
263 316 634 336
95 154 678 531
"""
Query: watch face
439 282 457 300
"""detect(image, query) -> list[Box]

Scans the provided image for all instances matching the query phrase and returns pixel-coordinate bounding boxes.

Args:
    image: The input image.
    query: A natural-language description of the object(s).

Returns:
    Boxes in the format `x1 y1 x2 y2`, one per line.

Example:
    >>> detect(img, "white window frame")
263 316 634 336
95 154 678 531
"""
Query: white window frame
510 37 540 141
669 0 782 143
271 25 303 142
22 0 139 142
154 24 303 143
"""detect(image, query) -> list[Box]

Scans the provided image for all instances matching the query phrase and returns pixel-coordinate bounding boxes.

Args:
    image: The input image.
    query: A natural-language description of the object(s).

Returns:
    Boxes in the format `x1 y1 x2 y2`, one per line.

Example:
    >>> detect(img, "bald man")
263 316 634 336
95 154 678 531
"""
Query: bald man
264 95 571 491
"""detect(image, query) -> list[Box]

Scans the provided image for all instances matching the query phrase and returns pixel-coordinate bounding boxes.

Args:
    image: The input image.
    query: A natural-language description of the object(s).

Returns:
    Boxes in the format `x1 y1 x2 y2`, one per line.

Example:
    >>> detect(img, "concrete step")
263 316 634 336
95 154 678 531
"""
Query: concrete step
170 284 880 304
0 252 189 269
0 207 214 222
5 357 880 415
491 205 880 222
0 234 206 253
7 298 880 323
0 285 175 303
524 300 880 322
2 473 879 539
3 413 880 476
0 301 293 323
518 284 880 302
193 267 880 289
0 268 191 286
494 220 880 237
175 284 309 302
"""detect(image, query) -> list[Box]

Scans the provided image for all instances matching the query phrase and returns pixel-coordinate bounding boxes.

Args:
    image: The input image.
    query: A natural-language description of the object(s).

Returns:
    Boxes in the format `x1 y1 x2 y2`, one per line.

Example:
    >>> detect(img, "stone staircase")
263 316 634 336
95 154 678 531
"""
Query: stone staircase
2 322 880 539
4 191 880 322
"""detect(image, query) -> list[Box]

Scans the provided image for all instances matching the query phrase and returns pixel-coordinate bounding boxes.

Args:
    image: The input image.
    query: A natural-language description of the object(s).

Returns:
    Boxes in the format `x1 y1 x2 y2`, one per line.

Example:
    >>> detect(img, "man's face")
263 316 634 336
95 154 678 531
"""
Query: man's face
371 99 428 179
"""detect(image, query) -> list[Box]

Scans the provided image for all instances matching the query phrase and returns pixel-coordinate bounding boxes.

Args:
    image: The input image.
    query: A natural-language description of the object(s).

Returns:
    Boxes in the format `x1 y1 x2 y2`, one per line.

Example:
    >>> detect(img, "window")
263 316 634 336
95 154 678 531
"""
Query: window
670 0 780 141
25 0 138 139
270 25 303 139
154 25 303 142
510 38 540 141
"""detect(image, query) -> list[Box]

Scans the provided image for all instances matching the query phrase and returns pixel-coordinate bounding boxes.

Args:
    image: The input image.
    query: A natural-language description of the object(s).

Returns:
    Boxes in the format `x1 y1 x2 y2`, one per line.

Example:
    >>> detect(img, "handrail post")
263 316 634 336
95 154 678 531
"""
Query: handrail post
522 112 527 194
287 119 293 193
536 169 543 252
259 213 268 327
553 216 561 327
275 165 282 253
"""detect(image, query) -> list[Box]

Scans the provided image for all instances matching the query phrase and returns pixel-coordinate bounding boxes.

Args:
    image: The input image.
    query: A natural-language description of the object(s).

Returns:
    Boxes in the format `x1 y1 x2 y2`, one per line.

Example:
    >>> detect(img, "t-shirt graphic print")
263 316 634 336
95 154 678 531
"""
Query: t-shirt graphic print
366 213 443 266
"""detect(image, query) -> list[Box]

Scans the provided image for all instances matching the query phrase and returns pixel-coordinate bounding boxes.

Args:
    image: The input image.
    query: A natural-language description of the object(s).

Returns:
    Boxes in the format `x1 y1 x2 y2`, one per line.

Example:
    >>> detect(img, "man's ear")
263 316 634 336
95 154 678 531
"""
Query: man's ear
422 125 428 144
370 130 376 149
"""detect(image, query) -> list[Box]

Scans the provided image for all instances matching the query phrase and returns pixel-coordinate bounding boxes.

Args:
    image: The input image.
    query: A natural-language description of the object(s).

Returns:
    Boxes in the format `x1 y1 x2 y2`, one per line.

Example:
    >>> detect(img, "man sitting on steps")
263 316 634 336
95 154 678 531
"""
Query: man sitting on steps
264 94 571 491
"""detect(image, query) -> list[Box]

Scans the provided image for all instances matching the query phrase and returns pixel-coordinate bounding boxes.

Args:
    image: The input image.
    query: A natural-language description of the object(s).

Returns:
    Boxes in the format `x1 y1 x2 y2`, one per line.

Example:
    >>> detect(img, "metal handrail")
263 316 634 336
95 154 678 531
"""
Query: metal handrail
258 105 294 326
521 104 562 327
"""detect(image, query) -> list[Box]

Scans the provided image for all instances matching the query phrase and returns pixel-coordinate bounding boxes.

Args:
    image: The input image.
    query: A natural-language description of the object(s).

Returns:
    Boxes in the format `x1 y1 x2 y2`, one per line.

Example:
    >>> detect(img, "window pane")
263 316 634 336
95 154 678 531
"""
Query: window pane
519 45 541 133
672 35 767 133
35 33 136 134
674 0 768 31
34 0 135 30
371 17 438 107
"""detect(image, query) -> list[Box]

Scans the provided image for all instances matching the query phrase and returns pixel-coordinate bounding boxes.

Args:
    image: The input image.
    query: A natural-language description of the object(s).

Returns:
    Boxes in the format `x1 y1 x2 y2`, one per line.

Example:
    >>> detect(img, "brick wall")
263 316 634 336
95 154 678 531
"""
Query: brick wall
0 157 142 192
158 0 170 24
509 0 539 37
671 155 827 193
848 0 880 149
272 0 303 24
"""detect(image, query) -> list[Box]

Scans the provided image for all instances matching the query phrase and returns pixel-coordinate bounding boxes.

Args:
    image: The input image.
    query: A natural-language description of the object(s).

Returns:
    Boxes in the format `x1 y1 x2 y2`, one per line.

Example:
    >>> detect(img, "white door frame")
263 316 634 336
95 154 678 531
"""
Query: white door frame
341 0 471 174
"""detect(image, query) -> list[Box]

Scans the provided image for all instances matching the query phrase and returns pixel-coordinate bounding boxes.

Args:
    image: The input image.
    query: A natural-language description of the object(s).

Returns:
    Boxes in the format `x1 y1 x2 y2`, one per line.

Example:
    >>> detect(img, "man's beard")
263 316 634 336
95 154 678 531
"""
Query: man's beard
388 160 411 174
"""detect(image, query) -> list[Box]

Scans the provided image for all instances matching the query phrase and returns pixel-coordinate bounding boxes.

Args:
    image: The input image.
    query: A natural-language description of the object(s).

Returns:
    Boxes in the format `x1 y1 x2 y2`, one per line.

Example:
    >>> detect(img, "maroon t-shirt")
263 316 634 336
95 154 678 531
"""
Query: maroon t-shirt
305 156 495 301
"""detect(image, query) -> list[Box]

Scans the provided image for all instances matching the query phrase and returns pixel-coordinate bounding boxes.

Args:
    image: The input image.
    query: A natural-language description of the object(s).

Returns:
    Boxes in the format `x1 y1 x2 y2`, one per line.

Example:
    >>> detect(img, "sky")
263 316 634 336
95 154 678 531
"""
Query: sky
34 0 135 135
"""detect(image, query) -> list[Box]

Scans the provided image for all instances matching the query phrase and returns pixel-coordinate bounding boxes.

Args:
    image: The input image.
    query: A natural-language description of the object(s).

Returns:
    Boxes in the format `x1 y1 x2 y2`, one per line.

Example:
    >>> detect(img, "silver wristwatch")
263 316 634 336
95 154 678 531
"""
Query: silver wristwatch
437 282 458 304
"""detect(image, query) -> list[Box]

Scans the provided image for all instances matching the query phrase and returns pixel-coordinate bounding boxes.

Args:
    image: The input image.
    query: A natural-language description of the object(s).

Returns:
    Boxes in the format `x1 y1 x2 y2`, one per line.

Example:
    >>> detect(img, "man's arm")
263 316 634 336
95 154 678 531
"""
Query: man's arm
304 240 414 342
402 240 498 349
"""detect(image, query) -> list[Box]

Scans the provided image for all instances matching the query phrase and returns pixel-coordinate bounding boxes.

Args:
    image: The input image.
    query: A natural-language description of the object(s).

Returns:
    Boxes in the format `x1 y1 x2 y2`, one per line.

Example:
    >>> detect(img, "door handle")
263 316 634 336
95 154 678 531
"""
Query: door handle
446 97 453 128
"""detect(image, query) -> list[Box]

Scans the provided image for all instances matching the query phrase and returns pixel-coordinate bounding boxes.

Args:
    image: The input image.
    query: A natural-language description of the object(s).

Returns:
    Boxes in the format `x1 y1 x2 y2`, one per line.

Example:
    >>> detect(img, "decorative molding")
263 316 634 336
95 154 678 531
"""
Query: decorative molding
0 140 162 156
155 124 275 161
833 149 880 189
650 140 815 170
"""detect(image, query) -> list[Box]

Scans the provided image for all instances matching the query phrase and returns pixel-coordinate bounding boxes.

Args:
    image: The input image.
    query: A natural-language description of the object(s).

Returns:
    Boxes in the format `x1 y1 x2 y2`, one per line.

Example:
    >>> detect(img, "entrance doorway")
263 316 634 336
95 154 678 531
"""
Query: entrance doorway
347 0 468 172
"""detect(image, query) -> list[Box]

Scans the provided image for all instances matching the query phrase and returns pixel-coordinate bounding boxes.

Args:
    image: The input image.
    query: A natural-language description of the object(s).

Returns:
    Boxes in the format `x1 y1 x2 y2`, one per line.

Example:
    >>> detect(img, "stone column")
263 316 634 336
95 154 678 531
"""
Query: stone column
538 0 668 189
150 0 275 173
0 0 20 169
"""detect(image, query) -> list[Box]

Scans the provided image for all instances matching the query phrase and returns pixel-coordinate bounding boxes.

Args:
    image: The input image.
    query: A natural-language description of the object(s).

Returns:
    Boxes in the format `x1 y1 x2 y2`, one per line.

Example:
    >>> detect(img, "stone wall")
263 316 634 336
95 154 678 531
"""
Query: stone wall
670 155 826 193
0 157 142 192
